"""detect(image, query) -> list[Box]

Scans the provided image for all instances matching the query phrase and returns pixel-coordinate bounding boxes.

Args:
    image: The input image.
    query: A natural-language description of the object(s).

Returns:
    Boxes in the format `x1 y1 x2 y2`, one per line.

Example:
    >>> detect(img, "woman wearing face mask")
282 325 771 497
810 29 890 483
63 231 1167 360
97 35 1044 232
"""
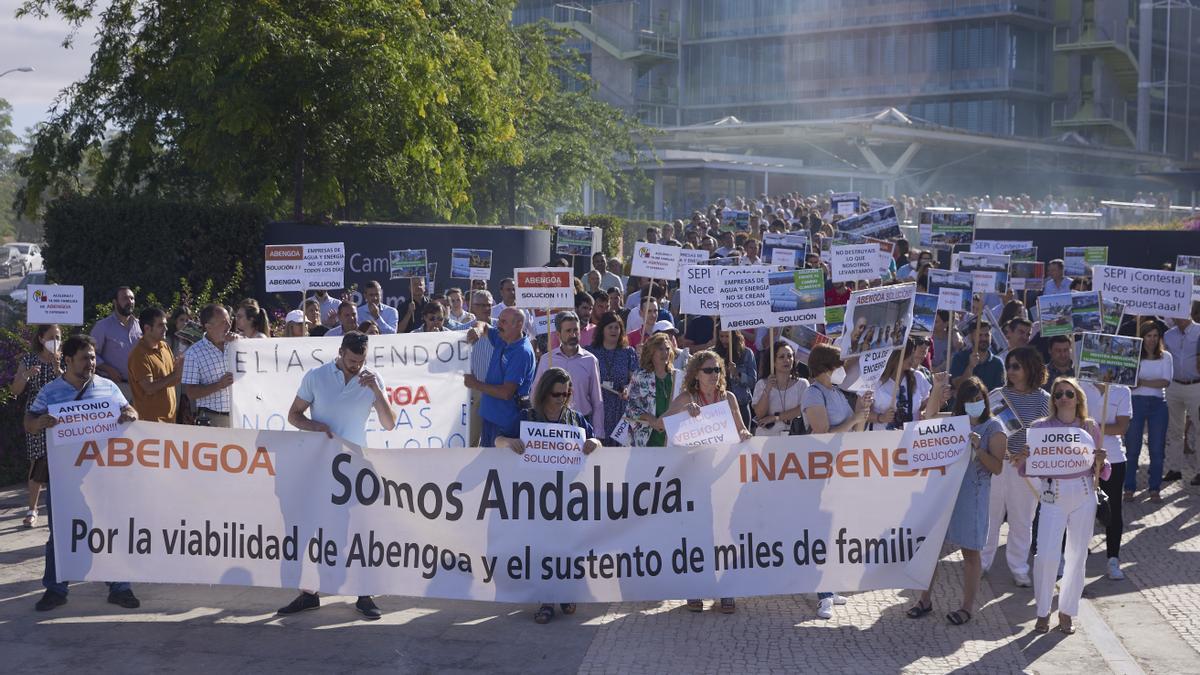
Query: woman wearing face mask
907 377 1006 624
11 324 63 528
752 342 808 436
1012 377 1110 635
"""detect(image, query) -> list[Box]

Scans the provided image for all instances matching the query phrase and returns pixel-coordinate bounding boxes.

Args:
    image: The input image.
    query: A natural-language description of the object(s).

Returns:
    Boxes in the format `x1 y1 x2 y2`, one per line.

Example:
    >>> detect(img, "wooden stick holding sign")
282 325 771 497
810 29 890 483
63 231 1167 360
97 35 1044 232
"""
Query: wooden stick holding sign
643 279 656 346
945 310 955 374
1095 382 1110 489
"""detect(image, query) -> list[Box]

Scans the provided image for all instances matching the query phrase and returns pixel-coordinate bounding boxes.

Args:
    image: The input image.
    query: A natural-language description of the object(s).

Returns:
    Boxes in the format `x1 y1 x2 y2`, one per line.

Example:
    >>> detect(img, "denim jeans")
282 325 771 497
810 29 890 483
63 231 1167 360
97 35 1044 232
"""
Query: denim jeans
1124 395 1168 492
43 487 131 597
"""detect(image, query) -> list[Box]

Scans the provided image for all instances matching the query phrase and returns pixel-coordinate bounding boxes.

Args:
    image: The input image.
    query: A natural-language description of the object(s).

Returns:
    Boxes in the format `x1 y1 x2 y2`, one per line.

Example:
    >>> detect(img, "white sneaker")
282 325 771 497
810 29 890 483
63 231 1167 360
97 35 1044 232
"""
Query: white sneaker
817 597 834 619
830 593 848 605
1013 572 1033 587
1107 557 1125 580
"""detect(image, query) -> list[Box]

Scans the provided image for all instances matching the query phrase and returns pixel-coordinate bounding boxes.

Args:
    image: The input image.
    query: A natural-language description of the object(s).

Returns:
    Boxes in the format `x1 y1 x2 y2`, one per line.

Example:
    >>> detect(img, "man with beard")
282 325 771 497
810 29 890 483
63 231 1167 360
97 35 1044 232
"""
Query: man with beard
26 335 140 612
91 286 142 400
128 306 185 422
531 311 604 436
325 301 360 337
278 331 397 620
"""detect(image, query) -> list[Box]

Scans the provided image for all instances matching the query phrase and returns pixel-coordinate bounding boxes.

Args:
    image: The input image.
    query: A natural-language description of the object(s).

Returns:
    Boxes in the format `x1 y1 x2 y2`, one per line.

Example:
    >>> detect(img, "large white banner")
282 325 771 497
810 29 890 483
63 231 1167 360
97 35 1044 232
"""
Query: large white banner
227 333 472 448
48 421 969 602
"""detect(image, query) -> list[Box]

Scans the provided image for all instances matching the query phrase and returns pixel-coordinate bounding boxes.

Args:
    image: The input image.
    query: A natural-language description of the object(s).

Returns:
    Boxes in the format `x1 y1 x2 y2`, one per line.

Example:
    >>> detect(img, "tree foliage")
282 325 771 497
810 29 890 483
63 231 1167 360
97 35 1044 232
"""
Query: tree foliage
15 0 527 220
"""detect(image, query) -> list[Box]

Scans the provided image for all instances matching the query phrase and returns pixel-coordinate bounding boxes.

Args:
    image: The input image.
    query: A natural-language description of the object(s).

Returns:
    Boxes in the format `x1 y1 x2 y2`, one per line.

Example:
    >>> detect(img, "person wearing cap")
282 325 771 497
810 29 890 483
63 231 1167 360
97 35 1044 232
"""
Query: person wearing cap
650 319 691 372
283 309 310 337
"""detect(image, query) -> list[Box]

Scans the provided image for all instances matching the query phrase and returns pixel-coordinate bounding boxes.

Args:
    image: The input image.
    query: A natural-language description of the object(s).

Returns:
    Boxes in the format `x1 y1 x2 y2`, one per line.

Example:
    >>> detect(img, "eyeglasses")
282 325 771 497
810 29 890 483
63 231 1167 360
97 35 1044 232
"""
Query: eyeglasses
1053 390 1076 400
700 366 721 375
549 390 572 399
1006 362 1022 371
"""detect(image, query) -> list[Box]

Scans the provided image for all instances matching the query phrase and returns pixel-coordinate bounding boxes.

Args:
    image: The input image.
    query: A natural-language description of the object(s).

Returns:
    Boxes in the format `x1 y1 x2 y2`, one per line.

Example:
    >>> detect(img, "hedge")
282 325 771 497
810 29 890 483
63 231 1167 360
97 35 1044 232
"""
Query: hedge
42 196 267 323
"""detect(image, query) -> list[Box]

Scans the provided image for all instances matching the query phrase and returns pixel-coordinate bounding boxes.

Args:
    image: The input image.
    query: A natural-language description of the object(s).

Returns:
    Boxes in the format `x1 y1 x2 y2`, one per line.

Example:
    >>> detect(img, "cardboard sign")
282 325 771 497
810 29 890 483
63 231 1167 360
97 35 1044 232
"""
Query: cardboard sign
264 242 345 292
836 206 900 241
840 283 916 357
680 265 720 316
631 242 682 280
901 416 972 470
450 248 493 280
953 252 1009 294
26 284 84 326
764 268 825 328
1037 293 1074 337
555 226 594 257
1009 261 1044 292
1064 246 1108 277
1025 427 1095 477
663 401 740 447
1093 265 1194 319
1175 255 1200 301
928 269 973 313
912 293 938 336
718 266 772 330
46 396 122 446
824 305 846 340
389 249 429 279
831 192 861 217
515 268 573 309
676 248 710 279
1076 332 1141 387
832 243 886 283
918 211 975 248
520 422 587 470
971 240 1033 255
770 248 802 269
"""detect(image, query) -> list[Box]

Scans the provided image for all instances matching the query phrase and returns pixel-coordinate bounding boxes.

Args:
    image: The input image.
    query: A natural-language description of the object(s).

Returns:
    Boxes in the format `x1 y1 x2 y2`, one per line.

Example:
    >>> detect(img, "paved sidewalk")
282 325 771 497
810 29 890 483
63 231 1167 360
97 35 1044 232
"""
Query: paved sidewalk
2 453 1199 674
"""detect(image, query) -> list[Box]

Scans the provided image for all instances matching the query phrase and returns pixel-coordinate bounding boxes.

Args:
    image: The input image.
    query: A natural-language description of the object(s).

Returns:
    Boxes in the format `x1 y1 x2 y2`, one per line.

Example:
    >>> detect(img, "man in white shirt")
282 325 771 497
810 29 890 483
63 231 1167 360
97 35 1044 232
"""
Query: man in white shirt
1163 315 1200 484
1043 259 1072 295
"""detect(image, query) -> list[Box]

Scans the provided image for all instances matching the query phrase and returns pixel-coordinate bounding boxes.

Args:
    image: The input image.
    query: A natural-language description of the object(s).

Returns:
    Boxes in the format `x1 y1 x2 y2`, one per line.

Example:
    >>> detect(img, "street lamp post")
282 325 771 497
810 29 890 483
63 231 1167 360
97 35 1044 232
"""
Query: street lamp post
0 66 35 79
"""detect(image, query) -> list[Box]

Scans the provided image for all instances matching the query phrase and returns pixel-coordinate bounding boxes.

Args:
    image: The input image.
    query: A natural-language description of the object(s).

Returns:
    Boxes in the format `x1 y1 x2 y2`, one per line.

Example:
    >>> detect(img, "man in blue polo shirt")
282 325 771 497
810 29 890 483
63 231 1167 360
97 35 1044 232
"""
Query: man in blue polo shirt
465 307 535 446
25 334 140 612
277 331 397 620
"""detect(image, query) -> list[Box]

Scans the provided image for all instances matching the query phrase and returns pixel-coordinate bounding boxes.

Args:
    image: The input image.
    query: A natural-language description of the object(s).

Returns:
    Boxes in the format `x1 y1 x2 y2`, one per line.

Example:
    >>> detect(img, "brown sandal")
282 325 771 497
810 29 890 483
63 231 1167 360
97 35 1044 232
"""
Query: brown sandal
1057 615 1075 635
1034 616 1050 634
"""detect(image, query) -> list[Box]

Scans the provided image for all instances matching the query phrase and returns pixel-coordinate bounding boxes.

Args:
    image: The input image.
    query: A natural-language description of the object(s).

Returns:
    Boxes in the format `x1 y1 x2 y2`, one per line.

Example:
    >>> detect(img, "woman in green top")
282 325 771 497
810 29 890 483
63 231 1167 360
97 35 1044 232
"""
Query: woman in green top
625 332 677 446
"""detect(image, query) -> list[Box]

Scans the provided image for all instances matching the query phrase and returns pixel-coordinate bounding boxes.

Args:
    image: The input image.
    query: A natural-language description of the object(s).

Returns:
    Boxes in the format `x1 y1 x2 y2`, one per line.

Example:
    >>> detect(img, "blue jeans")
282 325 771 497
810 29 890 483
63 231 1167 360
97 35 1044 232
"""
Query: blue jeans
1125 395 1168 492
43 487 131 597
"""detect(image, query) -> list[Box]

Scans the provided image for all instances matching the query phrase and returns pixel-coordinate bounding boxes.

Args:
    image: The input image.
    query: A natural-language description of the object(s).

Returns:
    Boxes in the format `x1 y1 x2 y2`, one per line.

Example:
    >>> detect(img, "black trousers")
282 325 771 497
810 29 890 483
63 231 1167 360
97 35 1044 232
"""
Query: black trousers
1099 462 1126 559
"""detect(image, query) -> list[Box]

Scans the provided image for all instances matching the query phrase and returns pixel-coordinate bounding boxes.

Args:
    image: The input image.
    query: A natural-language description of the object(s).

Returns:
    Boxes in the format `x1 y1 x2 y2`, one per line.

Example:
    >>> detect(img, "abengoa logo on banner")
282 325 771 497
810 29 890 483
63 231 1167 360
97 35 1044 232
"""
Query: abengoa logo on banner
74 437 276 476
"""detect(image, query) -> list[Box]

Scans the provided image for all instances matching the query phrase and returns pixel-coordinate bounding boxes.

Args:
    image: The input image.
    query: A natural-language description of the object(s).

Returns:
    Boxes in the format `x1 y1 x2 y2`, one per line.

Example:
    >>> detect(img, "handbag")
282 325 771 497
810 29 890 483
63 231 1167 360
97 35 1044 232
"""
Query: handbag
1094 486 1111 528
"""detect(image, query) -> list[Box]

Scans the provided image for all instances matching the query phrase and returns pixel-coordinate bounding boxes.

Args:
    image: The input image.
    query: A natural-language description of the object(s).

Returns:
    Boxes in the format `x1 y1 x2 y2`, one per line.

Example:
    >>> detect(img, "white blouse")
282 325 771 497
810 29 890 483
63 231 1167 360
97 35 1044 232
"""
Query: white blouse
1132 352 1173 399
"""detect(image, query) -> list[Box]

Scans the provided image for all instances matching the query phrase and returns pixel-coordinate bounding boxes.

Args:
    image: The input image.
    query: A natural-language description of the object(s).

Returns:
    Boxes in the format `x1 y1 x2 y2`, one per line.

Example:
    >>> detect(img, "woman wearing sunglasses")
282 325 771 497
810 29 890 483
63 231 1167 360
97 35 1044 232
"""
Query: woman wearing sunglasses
494 367 603 625
1012 377 1109 635
981 346 1050 589
800 343 873 620
665 350 753 614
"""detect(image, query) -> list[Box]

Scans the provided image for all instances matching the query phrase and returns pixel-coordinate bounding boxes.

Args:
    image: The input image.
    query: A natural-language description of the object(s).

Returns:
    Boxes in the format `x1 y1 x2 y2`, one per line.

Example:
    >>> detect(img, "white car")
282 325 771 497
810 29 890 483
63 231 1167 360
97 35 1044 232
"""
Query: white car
4 242 44 277
9 270 46 304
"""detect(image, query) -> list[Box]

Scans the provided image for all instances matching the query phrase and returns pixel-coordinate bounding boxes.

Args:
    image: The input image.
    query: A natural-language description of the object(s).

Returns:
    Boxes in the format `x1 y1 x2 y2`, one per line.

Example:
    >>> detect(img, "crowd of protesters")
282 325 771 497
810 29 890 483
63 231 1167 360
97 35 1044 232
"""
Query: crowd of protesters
11 188 1200 636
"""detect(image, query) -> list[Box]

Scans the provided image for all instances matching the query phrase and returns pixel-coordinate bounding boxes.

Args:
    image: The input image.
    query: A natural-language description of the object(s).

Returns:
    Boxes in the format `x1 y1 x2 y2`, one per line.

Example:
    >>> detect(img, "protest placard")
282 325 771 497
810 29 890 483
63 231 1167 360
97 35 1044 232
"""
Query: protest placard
520 422 587 470
46 397 123 447
1177 255 1200 301
833 243 887 283
782 324 830 360
1037 293 1074 337
555 225 594 257
264 242 345 292
839 346 898 393
770 248 802 269
952 252 1009 294
1025 427 1095 477
631 242 683 280
514 268 573 309
450 248 493 280
912 293 938 336
762 268 825 328
680 265 720 316
1008 247 1038 263
720 209 751 232
1076 332 1141 387
918 211 975 248
836 206 901 241
824 305 846 340
840 283 915 358
1064 246 1108 277
1101 298 1124 334
761 232 808 263
927 269 973 312
900 416 972 470
663 401 741 446
389 249 429 279
676 248 710 279
718 266 772 330
1009 261 1044 292
1070 291 1103 332
831 191 861 216
970 240 1033 255
1093 264 1194 319
26 284 84 325
989 389 1023 434
48 422 969 601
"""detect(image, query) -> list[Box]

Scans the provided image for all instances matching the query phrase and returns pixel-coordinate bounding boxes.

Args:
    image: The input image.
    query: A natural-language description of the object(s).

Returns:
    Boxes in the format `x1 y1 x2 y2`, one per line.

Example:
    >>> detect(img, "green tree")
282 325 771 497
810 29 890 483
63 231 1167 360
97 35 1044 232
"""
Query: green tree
0 98 18 239
469 23 655 225
15 0 527 221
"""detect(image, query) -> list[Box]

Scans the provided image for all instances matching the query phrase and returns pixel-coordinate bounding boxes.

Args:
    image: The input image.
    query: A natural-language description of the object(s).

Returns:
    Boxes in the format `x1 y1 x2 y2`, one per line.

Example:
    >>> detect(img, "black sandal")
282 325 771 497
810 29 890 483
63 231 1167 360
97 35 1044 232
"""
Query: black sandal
534 604 555 624
946 609 971 625
906 601 933 618
559 603 577 615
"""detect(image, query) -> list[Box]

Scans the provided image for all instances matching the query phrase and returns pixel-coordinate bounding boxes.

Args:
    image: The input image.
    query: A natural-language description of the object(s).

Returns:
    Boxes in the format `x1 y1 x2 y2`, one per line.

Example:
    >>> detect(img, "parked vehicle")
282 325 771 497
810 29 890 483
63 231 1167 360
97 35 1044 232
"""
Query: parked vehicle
4 242 44 277
1 245 23 277
10 270 47 304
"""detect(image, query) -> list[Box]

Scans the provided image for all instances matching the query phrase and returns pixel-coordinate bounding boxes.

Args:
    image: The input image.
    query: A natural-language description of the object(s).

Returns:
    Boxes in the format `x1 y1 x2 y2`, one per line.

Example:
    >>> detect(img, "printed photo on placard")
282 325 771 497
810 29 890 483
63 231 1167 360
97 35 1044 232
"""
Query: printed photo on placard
555 226 594 257
927 269 973 313
835 205 901 241
1076 332 1142 387
1070 291 1102 333
450 248 493 279
912 293 938 336
952 252 1010 294
1009 260 1044 292
1101 298 1124 334
389 249 429 279
1037 292 1074 337
783 324 830 361
919 211 976 248
1063 246 1108 277
989 389 1024 434
824 305 846 340
840 284 915 357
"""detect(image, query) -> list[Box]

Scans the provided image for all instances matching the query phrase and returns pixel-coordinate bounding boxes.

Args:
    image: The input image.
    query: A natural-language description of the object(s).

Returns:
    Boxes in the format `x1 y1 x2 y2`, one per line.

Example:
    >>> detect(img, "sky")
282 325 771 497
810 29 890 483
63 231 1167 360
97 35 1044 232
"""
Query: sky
0 1 98 138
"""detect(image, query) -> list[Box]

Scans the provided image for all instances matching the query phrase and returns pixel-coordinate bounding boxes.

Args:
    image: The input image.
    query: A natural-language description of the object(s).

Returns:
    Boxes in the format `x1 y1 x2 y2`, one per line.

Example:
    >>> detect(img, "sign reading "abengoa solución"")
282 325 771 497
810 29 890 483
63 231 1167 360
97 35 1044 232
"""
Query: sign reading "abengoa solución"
48 421 969 602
